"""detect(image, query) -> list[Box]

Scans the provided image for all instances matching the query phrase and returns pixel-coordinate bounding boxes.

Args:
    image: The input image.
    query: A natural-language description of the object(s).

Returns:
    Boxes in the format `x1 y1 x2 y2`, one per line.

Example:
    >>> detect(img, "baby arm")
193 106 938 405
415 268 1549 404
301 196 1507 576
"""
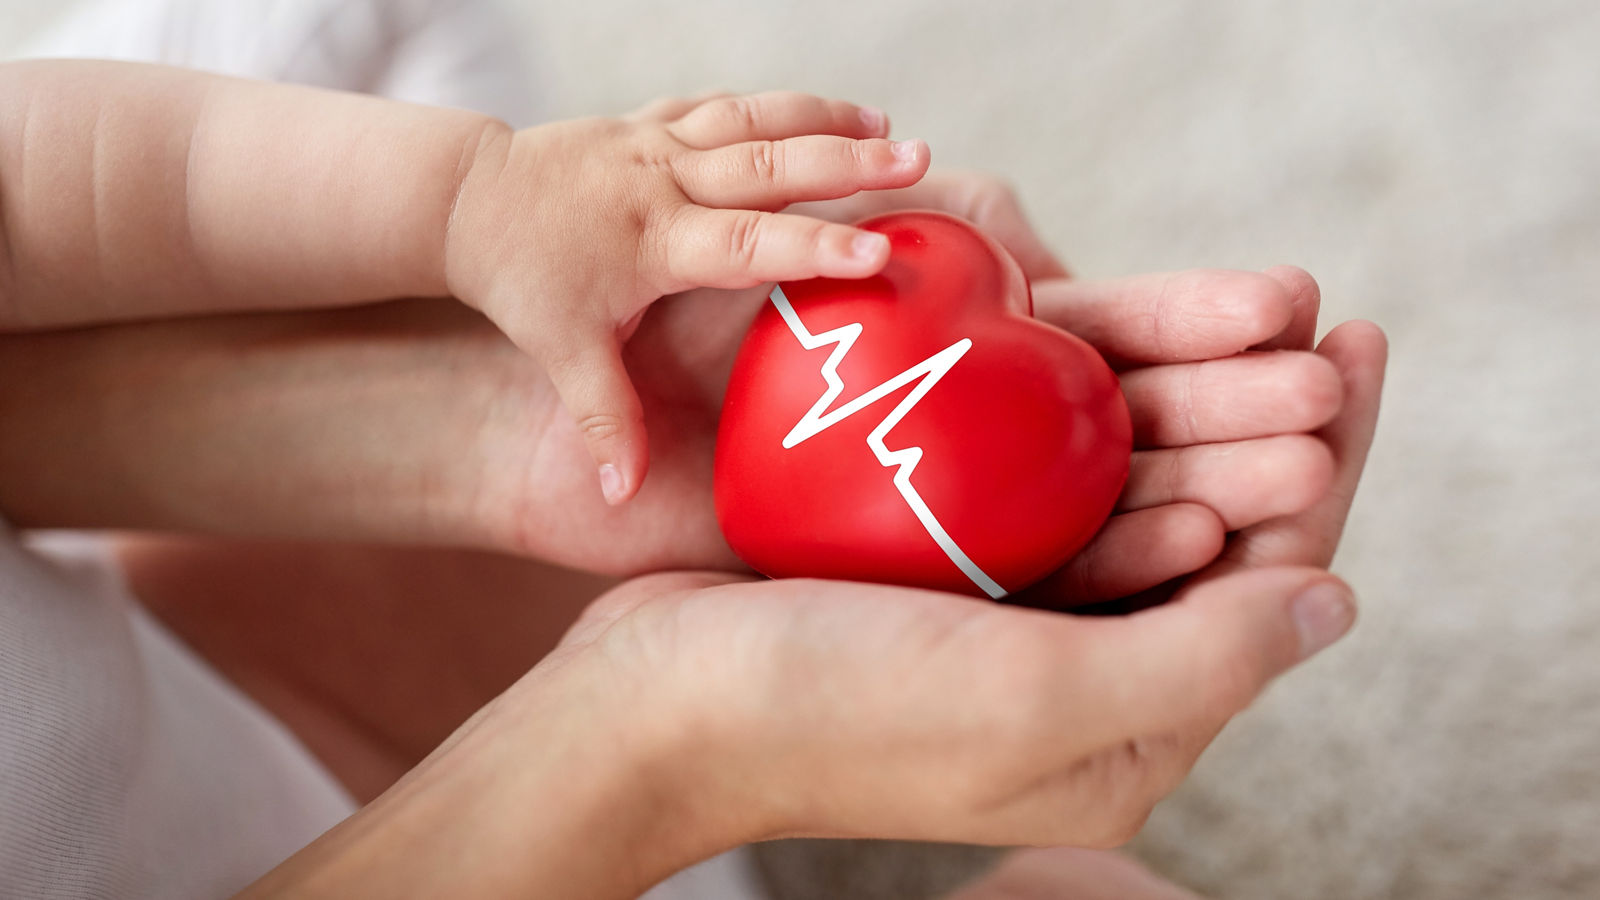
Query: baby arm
0 59 494 325
0 61 929 501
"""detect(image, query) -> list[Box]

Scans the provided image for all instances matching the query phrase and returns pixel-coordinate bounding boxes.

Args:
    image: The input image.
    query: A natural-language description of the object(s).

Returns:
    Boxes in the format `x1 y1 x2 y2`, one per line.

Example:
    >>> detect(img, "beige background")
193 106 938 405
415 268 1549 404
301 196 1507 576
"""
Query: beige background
5 1 1599 898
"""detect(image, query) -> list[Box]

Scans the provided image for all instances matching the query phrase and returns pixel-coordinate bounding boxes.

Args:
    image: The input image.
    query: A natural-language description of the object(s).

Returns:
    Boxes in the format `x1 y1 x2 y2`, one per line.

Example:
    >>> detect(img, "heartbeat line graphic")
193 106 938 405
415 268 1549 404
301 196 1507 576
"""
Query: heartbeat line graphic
769 285 1007 599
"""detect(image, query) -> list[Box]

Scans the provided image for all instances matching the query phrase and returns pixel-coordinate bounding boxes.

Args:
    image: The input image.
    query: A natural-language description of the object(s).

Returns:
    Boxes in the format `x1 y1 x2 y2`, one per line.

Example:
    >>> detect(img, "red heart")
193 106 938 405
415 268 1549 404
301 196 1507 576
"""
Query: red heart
714 211 1131 598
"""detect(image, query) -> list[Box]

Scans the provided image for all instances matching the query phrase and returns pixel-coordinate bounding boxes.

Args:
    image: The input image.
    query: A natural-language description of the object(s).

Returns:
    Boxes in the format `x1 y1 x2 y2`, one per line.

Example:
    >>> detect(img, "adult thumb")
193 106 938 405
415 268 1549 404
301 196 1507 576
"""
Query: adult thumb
1076 566 1357 745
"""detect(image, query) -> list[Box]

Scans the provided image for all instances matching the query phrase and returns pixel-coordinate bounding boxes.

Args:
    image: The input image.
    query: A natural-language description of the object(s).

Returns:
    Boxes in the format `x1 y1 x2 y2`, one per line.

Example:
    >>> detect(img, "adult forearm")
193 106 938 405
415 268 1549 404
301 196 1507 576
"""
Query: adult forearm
237 652 733 900
0 302 504 541
0 60 502 329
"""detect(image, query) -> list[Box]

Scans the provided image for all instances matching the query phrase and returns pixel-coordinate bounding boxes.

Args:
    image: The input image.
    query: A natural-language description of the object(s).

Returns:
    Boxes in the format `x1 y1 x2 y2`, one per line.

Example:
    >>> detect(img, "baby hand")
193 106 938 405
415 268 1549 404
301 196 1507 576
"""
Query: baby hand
444 92 930 503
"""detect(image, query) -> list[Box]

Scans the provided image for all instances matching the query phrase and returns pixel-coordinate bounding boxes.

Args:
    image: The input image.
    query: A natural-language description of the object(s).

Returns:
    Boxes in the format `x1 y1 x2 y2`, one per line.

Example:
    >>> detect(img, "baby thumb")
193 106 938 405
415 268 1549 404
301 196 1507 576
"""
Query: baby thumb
546 337 648 505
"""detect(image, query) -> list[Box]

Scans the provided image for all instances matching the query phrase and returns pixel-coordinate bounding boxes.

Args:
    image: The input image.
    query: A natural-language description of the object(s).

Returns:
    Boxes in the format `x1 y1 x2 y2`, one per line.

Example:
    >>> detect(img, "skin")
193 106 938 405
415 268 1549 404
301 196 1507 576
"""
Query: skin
77 264 1351 767
0 60 929 504
0 270 1344 594
0 62 1387 897
81 263 1381 897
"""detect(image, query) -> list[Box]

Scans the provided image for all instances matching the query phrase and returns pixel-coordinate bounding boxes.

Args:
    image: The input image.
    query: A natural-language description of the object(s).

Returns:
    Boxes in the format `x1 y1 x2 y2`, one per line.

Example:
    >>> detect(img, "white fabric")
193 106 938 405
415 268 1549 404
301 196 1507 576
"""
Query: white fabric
0 529 356 897
2 1 763 896
23 0 543 126
640 847 769 900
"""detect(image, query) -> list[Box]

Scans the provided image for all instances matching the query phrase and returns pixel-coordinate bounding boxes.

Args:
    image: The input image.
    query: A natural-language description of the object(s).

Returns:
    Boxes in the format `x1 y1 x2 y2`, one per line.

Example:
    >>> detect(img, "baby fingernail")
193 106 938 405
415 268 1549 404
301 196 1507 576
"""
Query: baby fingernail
859 106 887 135
598 464 625 504
892 139 920 162
1291 581 1356 660
851 232 889 261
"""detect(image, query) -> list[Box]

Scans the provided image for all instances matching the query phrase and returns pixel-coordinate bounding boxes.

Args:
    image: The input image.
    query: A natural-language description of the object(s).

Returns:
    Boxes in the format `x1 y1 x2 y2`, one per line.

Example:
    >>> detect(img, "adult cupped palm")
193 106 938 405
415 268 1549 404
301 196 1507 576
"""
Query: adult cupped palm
515 277 1384 869
460 263 1369 606
261 278 1383 896
472 183 1389 889
64 182 1384 899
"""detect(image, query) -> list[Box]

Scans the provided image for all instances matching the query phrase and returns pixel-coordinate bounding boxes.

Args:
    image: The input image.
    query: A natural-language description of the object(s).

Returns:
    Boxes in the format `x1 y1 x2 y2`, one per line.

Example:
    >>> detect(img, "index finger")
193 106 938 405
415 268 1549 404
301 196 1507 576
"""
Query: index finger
1033 269 1296 366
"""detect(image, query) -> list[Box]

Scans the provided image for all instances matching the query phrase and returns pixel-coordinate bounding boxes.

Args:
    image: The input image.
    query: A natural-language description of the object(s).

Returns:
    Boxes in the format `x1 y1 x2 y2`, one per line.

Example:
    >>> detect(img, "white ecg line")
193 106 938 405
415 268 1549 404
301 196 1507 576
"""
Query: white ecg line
768 285 1007 599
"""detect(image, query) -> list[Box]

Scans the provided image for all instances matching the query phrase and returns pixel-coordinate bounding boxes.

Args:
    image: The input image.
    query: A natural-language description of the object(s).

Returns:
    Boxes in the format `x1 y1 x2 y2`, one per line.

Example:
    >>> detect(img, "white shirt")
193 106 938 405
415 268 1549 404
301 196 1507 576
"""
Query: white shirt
0 526 356 897
0 526 766 899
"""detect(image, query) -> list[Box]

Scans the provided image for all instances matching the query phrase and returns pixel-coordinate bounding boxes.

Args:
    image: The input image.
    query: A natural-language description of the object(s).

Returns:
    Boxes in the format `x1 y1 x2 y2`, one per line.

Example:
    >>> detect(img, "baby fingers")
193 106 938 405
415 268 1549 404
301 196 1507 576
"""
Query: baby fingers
674 136 929 210
657 207 892 288
666 91 890 148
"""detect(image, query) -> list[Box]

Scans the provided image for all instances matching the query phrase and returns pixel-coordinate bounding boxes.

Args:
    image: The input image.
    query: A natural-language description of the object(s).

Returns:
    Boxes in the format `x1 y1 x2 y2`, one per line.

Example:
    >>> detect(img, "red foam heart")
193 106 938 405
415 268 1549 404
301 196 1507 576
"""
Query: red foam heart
714 211 1131 598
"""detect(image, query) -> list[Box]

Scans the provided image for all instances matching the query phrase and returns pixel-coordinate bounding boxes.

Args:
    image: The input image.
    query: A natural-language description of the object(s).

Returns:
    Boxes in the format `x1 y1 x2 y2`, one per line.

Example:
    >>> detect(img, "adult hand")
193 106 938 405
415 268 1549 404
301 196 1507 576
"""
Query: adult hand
0 267 1341 593
1205 267 1387 579
494 268 1387 896
134 296 1380 892
940 268 1387 899
517 296 1379 883
509 564 1356 889
238 553 1358 900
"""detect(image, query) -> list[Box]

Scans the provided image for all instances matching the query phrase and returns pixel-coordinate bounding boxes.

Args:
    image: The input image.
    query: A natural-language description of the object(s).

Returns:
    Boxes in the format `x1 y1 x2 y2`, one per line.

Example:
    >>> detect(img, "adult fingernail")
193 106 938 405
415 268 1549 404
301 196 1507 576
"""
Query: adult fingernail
1291 581 1356 660
859 106 887 135
892 139 920 162
851 232 889 261
599 464 625 504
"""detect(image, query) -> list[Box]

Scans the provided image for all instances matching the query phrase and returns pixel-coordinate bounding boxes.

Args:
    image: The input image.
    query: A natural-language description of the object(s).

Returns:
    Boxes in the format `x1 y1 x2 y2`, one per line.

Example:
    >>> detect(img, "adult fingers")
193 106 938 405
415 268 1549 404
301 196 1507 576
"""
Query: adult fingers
1033 269 1296 366
1121 350 1344 448
1015 503 1225 608
1203 320 1389 575
541 336 649 505
1252 265 1322 352
674 136 928 210
655 207 889 289
788 169 1070 280
666 91 889 148
1118 435 1336 530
